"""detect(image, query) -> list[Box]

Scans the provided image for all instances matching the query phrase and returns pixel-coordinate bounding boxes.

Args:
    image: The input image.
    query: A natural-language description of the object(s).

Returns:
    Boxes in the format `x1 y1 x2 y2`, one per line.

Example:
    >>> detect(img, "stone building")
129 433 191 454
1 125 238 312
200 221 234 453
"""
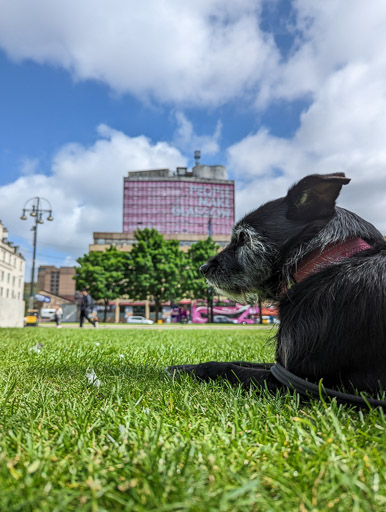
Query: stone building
0 220 25 327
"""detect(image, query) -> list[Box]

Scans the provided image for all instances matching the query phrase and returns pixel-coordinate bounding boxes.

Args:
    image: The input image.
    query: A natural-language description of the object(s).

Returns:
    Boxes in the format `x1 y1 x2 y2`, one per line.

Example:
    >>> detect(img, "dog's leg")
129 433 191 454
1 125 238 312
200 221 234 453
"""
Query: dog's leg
167 361 282 391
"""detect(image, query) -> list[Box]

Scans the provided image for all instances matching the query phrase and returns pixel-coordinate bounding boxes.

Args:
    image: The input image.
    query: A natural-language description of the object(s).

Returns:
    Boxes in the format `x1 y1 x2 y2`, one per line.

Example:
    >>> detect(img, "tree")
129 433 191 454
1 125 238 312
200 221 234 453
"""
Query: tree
183 237 219 321
74 247 128 321
184 237 219 298
124 228 188 321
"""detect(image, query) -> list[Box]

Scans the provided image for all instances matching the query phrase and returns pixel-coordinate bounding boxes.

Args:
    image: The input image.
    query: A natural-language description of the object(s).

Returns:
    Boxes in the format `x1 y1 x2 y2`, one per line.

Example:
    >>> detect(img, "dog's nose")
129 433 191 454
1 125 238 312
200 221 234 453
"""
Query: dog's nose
200 264 210 276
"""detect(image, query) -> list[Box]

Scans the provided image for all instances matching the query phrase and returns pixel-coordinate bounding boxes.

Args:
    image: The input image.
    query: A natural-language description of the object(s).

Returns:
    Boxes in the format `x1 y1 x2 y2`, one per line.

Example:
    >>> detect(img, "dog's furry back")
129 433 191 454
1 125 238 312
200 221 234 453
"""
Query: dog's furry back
278 241 386 392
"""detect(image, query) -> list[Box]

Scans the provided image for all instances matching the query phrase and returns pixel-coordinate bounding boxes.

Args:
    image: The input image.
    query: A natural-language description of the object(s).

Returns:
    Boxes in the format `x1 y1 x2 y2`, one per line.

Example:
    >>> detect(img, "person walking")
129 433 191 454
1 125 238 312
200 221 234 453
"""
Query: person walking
79 289 98 328
54 305 63 328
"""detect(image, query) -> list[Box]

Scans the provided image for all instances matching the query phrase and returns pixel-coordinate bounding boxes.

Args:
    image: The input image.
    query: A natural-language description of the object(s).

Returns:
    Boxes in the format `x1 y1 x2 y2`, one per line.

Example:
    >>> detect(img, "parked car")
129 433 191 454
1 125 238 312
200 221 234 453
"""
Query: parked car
126 316 154 324
40 308 56 319
213 315 238 324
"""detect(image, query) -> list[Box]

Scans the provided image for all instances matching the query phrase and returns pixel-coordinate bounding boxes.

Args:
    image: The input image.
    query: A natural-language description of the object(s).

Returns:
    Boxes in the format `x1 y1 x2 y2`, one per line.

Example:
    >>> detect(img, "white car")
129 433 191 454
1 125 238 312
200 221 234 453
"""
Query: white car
126 316 154 324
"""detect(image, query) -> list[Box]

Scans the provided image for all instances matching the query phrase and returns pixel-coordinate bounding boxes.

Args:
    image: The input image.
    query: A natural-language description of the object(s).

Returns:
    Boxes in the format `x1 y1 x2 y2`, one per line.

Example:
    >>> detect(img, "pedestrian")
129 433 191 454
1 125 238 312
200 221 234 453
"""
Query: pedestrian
54 304 63 328
79 289 98 328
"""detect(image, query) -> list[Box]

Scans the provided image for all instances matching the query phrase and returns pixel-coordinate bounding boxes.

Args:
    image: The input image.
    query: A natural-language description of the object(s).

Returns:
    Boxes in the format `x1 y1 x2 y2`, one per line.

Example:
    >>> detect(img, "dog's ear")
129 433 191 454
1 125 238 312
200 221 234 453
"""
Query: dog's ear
286 173 350 221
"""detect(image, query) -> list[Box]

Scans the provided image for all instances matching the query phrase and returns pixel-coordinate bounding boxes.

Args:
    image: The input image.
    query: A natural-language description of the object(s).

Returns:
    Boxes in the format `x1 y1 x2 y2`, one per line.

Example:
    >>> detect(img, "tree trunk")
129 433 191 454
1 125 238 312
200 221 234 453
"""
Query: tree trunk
154 298 160 322
104 299 108 322
258 297 263 324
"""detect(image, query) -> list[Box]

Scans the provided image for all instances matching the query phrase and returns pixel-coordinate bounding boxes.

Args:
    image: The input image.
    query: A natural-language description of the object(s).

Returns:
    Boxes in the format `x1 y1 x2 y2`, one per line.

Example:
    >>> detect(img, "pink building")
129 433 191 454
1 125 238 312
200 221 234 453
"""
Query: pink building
123 165 235 238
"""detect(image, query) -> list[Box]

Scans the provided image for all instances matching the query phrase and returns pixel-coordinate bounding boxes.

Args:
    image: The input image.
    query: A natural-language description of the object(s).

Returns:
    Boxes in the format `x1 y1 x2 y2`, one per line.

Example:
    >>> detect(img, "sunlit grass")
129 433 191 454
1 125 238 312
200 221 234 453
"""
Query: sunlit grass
0 327 385 511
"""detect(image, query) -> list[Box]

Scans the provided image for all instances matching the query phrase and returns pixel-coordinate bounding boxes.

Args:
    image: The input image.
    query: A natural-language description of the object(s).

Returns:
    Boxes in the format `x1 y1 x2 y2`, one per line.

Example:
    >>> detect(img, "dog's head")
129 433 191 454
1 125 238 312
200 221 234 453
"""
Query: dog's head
201 173 351 303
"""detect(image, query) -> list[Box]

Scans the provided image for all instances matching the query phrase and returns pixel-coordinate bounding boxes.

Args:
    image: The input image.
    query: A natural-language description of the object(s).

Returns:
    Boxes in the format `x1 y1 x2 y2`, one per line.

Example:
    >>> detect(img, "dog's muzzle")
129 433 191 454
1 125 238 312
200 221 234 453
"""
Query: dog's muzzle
200 264 210 276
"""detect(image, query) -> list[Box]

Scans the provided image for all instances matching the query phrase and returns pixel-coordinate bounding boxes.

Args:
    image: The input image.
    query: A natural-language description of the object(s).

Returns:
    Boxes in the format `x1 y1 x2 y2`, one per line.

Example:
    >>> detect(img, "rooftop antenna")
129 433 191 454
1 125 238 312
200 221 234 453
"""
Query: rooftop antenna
194 150 201 166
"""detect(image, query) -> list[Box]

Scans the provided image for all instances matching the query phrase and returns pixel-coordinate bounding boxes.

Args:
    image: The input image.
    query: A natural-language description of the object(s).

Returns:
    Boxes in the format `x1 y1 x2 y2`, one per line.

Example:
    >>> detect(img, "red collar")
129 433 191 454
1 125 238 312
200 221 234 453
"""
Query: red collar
294 237 372 284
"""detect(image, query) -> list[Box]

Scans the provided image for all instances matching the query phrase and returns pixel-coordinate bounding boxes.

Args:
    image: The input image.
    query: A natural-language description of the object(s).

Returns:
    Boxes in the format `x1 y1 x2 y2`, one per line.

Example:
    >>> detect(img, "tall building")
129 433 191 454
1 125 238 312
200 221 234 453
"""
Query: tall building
90 160 235 252
37 265 76 301
0 220 25 327
123 164 234 236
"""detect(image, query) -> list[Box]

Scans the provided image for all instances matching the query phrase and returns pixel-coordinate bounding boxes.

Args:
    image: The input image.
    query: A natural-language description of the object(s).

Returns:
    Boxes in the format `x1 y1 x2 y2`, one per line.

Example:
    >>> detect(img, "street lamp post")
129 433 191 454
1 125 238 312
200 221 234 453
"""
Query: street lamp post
20 197 54 309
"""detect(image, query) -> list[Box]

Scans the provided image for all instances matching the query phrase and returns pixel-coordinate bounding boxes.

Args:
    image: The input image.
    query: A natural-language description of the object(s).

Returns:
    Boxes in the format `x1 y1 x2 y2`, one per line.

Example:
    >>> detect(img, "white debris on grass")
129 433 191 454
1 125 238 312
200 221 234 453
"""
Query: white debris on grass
29 343 44 354
86 368 101 388
119 354 125 359
106 433 118 445
94 342 101 346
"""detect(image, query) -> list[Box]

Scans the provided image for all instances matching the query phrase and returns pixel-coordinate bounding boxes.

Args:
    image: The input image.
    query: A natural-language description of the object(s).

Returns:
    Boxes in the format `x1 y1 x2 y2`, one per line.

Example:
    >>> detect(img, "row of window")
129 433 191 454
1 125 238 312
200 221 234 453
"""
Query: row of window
0 287 21 299
1 249 24 270
0 271 23 287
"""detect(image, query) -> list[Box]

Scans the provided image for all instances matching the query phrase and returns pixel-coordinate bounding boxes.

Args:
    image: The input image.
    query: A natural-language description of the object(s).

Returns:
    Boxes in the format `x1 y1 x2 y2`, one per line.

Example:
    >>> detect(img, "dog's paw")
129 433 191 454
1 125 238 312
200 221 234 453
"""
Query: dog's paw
165 364 199 378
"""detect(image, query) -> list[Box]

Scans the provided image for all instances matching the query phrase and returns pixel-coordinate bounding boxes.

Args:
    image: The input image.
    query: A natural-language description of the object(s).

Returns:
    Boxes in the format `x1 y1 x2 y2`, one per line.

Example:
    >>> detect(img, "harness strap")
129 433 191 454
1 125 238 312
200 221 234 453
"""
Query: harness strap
270 363 386 411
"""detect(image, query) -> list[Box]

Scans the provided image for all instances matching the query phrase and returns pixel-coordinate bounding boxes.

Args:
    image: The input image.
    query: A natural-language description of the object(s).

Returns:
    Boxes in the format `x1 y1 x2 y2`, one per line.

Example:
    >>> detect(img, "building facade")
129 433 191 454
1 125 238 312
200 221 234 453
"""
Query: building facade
37 265 76 301
0 220 25 327
90 163 234 253
123 165 234 236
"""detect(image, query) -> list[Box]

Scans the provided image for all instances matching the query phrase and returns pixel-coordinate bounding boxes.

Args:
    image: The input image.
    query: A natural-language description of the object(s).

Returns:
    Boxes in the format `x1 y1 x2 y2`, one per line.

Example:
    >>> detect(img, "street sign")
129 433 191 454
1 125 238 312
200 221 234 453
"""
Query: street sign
35 293 51 303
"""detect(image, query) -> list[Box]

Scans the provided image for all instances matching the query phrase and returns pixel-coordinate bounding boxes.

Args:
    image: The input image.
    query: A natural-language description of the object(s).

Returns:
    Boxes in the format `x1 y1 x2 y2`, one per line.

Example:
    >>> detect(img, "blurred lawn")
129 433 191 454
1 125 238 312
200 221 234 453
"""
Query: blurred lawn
0 327 385 511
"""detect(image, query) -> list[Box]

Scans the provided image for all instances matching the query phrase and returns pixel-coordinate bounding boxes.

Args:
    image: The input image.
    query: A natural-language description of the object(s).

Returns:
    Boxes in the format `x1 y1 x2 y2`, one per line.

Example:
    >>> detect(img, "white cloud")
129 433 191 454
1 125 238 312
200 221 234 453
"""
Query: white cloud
230 66 386 231
20 158 40 176
227 1 386 233
0 0 278 106
173 112 222 156
257 0 386 106
0 126 186 273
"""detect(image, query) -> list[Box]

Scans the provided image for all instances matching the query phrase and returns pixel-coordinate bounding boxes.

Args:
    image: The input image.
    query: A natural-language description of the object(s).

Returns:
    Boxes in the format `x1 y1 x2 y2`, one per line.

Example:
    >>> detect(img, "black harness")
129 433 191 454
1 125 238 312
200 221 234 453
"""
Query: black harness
270 363 386 412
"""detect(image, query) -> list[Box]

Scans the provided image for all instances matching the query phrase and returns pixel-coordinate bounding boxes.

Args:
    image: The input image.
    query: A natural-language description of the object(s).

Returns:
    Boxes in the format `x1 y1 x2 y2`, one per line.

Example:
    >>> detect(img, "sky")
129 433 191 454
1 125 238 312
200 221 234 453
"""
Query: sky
1 0 386 281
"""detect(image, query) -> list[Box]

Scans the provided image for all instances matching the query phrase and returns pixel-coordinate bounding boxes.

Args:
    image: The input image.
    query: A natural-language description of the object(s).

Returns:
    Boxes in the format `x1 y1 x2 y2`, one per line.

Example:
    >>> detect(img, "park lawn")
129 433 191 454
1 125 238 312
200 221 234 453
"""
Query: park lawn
0 328 385 512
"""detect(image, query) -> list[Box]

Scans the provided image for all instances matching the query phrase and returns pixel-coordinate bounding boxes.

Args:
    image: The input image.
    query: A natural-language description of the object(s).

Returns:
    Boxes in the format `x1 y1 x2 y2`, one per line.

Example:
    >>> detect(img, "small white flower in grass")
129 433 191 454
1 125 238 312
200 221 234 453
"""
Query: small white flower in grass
94 342 101 346
119 354 125 359
86 369 101 388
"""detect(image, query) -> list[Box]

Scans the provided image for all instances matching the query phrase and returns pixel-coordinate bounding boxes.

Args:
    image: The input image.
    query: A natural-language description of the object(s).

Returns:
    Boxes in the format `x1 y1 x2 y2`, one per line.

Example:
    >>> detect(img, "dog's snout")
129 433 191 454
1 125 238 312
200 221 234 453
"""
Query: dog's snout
200 259 218 276
200 263 210 276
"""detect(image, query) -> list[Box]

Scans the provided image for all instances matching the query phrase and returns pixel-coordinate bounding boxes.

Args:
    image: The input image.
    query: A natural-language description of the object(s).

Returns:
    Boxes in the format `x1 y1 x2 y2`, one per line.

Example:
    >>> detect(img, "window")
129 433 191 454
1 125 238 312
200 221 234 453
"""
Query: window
7 273 10 283
1 270 4 281
6 289 9 298
0 287 3 297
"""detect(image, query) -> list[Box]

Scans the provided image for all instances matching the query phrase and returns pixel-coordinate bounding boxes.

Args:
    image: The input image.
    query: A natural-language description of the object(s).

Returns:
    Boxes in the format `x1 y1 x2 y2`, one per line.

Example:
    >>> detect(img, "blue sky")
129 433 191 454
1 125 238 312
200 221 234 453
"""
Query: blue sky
1 0 386 280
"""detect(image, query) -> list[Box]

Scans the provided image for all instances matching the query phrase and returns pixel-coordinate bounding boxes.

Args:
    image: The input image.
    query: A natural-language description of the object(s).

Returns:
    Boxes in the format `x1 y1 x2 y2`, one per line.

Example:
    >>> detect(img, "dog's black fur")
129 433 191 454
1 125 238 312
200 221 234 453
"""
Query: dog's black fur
169 173 386 395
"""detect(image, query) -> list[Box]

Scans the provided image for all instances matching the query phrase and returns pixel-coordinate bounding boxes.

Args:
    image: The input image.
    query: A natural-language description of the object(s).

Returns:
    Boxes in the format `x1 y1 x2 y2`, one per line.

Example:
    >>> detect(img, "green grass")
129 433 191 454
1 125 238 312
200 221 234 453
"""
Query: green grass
0 327 385 512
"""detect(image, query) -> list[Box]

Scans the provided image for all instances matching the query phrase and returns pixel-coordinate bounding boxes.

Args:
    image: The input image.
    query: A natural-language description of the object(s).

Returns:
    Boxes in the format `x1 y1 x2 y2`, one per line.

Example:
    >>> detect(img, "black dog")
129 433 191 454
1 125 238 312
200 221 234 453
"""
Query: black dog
170 173 386 396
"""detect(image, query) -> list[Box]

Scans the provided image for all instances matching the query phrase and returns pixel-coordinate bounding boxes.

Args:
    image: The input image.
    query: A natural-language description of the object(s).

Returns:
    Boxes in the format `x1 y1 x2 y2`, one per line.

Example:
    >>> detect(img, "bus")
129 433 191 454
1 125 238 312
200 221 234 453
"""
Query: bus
190 299 278 324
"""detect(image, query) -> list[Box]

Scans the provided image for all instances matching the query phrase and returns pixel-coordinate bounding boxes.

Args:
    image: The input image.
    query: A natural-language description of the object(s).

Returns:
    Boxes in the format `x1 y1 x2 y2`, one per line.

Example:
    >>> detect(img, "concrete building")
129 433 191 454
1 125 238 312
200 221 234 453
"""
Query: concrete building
37 265 76 301
90 161 234 253
0 220 25 327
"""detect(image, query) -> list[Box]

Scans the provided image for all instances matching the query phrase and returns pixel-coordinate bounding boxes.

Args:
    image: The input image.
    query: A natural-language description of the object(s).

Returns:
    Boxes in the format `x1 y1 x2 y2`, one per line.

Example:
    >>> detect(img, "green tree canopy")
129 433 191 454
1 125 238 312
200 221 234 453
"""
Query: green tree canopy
184 237 220 300
74 247 128 321
124 228 188 320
